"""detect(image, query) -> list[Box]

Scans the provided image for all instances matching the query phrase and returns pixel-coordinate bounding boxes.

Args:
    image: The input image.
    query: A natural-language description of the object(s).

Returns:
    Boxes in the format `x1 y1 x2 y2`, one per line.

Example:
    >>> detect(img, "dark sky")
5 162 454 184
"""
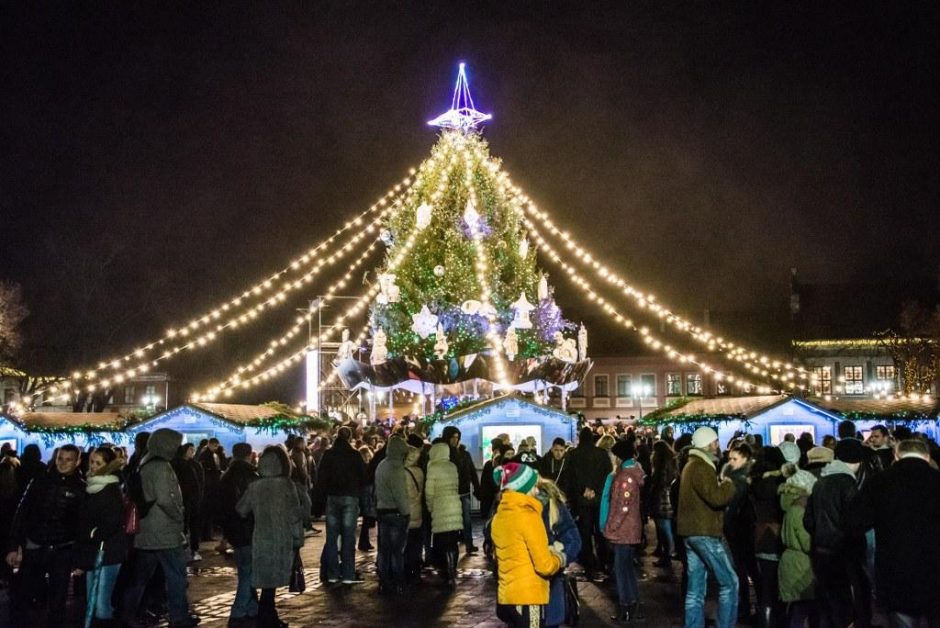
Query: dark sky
2 3 939 399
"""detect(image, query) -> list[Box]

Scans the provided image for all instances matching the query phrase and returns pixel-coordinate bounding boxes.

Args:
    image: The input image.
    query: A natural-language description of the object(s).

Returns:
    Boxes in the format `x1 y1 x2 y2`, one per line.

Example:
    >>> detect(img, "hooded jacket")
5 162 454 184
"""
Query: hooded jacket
778 479 816 602
136 428 187 550
403 446 424 529
375 437 410 515
491 489 563 605
237 447 311 588
424 442 462 534
218 458 260 548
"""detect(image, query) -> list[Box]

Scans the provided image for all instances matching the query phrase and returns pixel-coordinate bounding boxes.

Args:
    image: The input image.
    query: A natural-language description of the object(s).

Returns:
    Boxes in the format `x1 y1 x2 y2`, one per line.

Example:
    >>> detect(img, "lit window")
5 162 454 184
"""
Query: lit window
640 373 656 397
616 375 632 397
875 365 896 382
124 385 136 405
813 366 832 395
666 373 681 396
594 375 609 397
686 373 703 396
843 366 863 395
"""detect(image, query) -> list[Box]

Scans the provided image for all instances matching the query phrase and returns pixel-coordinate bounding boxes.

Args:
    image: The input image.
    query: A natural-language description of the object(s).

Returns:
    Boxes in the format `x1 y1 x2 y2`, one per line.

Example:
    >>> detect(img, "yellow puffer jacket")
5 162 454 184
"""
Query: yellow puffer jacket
491 490 563 605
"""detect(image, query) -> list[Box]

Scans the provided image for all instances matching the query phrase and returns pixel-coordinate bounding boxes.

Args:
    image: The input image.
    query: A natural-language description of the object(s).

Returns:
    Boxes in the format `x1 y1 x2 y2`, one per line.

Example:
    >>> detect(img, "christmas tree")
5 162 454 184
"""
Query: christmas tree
371 129 573 364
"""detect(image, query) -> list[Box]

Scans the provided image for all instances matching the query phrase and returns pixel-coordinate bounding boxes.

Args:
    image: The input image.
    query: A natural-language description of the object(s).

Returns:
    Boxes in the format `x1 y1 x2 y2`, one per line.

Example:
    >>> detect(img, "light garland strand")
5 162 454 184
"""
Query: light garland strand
522 215 779 394
64 168 421 388
191 237 382 400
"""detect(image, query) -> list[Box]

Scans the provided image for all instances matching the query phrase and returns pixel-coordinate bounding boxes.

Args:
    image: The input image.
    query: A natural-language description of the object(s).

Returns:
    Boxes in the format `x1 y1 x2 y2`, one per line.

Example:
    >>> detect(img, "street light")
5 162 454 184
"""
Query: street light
632 383 652 421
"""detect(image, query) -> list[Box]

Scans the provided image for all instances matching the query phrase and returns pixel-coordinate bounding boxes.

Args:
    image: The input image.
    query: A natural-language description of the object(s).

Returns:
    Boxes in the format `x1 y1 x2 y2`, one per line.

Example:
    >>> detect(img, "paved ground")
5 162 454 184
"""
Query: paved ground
164 520 693 627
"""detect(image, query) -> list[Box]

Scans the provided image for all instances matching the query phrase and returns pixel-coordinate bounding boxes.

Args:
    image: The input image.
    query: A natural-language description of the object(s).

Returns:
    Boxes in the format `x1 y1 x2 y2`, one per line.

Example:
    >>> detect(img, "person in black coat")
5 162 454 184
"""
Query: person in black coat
218 443 260 625
198 439 224 541
74 446 129 624
172 443 205 560
847 439 940 626
14 443 46 496
317 426 366 583
566 427 613 579
5 444 85 626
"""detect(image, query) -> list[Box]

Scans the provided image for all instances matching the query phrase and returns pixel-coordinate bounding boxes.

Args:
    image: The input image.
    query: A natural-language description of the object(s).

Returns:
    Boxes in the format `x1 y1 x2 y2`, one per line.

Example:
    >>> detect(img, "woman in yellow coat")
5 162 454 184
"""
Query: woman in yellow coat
491 462 565 627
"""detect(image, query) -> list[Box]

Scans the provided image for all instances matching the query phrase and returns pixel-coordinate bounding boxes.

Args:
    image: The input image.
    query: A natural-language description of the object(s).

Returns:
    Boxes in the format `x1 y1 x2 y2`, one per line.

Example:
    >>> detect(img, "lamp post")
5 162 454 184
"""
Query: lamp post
632 383 652 421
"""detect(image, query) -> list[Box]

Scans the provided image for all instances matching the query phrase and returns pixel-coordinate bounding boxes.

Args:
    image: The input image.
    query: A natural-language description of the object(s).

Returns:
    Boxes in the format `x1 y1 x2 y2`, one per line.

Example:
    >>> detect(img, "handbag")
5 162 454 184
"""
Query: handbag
563 572 580 626
288 550 306 593
123 495 140 535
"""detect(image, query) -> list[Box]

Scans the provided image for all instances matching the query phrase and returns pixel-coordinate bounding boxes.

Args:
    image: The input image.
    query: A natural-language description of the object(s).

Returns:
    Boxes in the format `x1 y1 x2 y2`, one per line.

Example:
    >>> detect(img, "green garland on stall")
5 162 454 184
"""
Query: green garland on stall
17 421 133 447
834 411 936 426
420 398 482 427
246 414 336 435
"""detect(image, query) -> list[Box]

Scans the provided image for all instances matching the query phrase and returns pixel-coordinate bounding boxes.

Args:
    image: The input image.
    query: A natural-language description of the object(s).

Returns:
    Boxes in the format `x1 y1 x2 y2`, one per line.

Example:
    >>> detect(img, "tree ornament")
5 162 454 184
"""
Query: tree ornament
433 264 445 277
433 323 449 359
537 276 549 301
460 300 482 315
503 327 518 362
336 328 357 361
370 328 388 365
376 273 400 304
551 331 578 363
510 291 535 329
415 202 433 230
578 323 588 361
463 199 481 236
519 237 530 258
380 229 394 246
410 305 439 339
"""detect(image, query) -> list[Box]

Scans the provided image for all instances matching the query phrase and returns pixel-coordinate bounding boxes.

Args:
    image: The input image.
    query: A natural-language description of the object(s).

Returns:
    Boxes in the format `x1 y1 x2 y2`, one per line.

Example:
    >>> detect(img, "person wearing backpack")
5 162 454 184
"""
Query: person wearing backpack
121 428 198 628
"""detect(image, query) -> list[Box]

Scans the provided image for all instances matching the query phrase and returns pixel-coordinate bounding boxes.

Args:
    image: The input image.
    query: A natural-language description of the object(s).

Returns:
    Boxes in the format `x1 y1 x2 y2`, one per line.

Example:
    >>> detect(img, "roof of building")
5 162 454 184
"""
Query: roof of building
4 411 127 431
809 396 939 420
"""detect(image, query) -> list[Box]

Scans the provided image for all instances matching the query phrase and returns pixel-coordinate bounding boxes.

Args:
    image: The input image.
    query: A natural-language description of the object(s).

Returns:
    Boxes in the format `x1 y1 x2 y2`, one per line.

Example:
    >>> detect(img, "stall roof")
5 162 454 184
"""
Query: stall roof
647 395 790 421
14 411 126 430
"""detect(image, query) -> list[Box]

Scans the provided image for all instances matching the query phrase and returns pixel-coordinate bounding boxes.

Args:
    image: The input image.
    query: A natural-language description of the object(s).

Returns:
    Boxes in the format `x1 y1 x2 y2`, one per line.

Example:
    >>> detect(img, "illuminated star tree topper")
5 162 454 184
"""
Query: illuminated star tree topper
427 63 493 131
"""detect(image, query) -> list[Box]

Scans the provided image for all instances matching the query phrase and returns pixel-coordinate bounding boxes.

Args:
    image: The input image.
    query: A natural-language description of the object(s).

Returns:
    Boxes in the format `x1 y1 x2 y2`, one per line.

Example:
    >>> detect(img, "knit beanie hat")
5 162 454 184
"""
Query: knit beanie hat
807 446 834 464
406 433 425 449
779 441 801 465
691 427 719 449
493 462 538 495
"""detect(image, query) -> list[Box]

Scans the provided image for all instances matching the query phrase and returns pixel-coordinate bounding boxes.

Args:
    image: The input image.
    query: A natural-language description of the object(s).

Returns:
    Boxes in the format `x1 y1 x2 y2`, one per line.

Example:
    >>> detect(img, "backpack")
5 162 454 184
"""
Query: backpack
126 461 156 520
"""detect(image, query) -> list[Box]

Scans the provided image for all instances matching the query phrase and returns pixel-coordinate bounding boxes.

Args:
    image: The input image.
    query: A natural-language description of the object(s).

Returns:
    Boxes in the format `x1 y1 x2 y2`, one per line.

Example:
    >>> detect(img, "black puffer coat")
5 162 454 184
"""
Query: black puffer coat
219 458 260 548
9 468 85 550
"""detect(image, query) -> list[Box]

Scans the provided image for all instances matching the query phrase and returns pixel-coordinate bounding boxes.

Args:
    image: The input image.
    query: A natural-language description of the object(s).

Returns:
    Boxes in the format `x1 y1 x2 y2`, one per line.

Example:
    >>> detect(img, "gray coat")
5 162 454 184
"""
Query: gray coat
374 437 410 515
236 448 311 588
136 428 187 550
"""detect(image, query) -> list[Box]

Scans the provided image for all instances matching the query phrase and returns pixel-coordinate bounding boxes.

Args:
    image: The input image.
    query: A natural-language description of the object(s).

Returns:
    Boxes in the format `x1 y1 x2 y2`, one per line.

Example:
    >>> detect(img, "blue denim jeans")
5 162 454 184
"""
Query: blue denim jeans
655 517 675 557
612 543 639 606
85 563 121 619
323 495 359 581
230 545 258 619
377 513 409 591
122 546 190 624
684 536 739 628
460 494 474 547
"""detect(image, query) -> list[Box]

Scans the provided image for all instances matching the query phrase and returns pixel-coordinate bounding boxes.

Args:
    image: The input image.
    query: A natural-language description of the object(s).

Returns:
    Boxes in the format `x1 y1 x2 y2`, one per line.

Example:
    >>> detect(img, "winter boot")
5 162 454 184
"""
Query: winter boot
445 549 458 588
627 602 646 621
610 606 631 623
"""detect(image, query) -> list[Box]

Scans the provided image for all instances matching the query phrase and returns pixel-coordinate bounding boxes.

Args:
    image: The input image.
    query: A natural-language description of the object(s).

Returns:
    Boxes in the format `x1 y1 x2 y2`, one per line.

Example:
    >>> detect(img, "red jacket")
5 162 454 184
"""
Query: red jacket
603 465 645 545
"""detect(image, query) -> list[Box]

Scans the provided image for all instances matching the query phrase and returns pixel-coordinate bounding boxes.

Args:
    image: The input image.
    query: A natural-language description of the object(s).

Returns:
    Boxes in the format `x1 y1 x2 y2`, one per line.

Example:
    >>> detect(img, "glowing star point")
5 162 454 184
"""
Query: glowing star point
427 63 492 131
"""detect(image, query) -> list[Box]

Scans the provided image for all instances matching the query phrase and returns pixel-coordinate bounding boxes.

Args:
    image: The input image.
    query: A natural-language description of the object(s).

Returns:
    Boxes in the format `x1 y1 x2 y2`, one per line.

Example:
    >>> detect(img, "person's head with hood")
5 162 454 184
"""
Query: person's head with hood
429 441 451 463
405 444 421 468
258 445 291 478
144 428 183 463
611 439 635 465
578 427 595 448
441 426 461 449
21 443 41 465
384 435 408 466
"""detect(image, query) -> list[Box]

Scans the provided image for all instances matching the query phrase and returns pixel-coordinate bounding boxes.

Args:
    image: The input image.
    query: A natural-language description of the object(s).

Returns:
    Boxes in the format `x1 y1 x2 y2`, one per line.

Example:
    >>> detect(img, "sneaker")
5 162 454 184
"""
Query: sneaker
465 545 479 555
342 575 366 584
326 577 340 584
191 551 203 562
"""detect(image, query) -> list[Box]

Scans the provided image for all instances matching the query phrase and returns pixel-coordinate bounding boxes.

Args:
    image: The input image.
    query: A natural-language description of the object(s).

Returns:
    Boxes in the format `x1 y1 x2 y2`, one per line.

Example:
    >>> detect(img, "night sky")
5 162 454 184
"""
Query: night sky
2 3 938 399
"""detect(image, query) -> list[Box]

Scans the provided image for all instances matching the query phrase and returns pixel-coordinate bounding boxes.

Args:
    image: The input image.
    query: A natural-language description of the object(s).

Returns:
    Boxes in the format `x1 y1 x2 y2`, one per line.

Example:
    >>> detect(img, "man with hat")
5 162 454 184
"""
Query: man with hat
677 427 738 628
803 438 867 628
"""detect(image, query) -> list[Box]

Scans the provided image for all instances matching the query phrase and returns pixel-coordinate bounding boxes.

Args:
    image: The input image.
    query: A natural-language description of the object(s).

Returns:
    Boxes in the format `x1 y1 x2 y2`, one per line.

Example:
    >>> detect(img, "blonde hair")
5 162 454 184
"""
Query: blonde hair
596 434 616 450
537 478 568 528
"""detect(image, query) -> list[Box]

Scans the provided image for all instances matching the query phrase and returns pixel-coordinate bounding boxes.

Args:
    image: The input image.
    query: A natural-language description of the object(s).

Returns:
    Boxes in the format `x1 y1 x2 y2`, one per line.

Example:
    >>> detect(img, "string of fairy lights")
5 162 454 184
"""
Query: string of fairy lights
457 138 806 387
462 140 510 388
192 140 462 401
521 214 775 394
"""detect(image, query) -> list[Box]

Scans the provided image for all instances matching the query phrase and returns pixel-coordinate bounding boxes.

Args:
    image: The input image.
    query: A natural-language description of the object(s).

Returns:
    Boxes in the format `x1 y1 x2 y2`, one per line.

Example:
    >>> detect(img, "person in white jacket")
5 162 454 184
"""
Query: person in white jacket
425 441 462 588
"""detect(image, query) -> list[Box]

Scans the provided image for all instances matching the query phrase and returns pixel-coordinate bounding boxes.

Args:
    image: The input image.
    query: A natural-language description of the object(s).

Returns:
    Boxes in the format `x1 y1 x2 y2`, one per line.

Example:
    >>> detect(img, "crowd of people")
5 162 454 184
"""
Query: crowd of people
0 416 939 628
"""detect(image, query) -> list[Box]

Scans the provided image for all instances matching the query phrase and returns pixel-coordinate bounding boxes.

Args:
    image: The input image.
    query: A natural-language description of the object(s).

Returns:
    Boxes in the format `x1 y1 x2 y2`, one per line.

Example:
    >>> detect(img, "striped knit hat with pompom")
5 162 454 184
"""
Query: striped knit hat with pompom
493 461 538 494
